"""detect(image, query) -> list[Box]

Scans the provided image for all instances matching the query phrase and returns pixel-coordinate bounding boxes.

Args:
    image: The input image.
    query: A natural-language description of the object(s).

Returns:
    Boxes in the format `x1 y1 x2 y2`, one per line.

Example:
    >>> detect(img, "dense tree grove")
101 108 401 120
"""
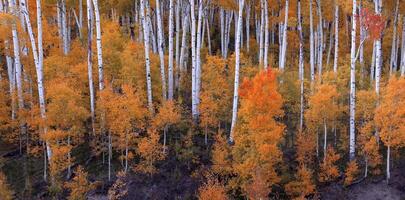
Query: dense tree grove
0 0 404 199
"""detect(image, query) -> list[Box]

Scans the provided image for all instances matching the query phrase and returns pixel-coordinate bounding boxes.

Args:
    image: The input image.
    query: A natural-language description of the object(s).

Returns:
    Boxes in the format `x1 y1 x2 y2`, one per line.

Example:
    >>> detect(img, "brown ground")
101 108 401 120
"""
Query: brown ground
319 164 405 200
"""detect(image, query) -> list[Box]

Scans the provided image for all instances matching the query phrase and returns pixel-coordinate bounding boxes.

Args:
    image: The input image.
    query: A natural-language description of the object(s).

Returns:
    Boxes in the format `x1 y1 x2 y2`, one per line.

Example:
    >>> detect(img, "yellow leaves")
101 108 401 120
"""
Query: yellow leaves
0 172 13 200
232 70 284 194
198 173 228 200
305 83 339 130
356 90 377 121
152 100 181 129
295 131 316 166
98 84 147 139
211 132 233 176
212 0 238 10
319 146 340 183
135 129 166 175
285 165 315 200
200 56 232 129
344 160 359 186
47 81 88 129
65 166 94 200
375 77 405 148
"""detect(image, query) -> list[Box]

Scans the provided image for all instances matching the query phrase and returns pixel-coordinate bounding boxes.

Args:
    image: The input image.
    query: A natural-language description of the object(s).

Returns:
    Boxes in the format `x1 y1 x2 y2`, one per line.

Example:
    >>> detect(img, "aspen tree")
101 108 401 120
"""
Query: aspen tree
168 0 175 100
309 0 315 83
230 0 244 143
389 0 399 76
263 0 269 69
279 0 289 71
298 0 304 131
140 0 154 112
374 0 382 97
156 0 167 100
349 0 357 161
92 0 104 90
333 4 339 73
86 0 96 134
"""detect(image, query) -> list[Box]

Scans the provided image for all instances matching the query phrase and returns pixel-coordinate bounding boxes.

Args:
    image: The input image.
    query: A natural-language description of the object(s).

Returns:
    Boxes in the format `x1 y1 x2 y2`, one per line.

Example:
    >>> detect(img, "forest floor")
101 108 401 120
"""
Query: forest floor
2 139 405 199
319 163 405 200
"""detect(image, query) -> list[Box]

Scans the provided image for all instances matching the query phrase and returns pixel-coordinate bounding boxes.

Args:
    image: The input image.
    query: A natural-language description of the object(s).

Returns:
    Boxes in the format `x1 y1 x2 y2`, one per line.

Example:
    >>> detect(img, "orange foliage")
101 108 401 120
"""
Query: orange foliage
198 174 228 200
232 70 284 195
200 56 232 130
211 131 233 176
108 171 129 200
152 100 181 129
285 165 316 200
375 77 405 149
295 131 317 166
135 129 166 175
65 166 94 200
0 172 13 200
344 160 359 186
319 146 340 183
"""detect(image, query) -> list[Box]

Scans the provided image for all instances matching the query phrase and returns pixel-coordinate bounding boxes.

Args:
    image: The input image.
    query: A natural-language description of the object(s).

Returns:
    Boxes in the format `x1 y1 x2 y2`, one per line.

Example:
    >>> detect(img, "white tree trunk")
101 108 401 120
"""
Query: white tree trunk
298 0 304 132
349 0 357 161
316 0 323 78
141 0 154 112
259 0 264 66
179 7 189 73
86 0 96 135
389 0 399 76
175 0 181 90
386 145 391 182
61 0 69 54
195 0 203 117
323 119 327 159
246 3 250 51
374 0 382 96
230 0 245 143
279 0 289 71
145 0 157 53
263 0 269 69
189 0 198 119
6 55 16 120
401 16 405 76
371 41 376 82
155 0 167 100
308 0 315 84
92 0 103 90
333 5 339 73
168 0 175 100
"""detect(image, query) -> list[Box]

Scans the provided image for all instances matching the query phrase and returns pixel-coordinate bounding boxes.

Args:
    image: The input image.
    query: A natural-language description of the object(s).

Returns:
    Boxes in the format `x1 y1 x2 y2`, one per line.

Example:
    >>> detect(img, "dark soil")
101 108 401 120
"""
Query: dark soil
319 164 405 200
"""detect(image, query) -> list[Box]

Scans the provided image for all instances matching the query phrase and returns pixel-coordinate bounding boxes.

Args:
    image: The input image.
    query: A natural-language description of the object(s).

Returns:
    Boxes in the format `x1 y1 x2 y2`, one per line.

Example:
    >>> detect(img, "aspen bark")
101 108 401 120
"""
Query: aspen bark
246 3 250 51
168 0 175 100
349 0 357 161
190 0 198 119
298 0 304 132
156 0 167 100
86 0 96 135
230 0 244 143
259 0 264 66
195 0 203 117
374 0 382 97
333 5 339 73
309 0 315 82
263 0 269 69
175 0 181 90
141 0 154 112
279 0 288 71
401 16 405 76
92 0 104 90
389 0 399 76
316 0 323 78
